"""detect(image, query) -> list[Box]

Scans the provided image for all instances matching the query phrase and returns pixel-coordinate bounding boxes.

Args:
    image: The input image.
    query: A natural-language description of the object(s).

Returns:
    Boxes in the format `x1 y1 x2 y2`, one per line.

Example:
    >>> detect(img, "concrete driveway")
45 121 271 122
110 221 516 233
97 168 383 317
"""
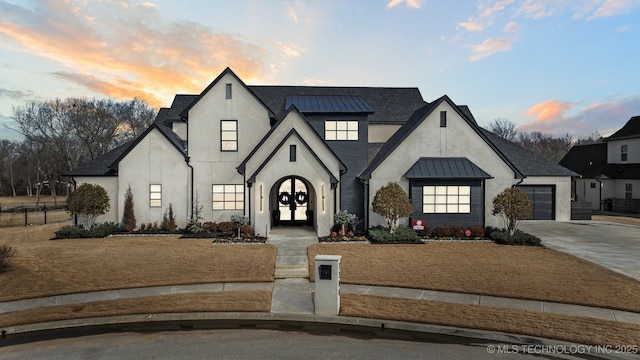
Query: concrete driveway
519 220 640 281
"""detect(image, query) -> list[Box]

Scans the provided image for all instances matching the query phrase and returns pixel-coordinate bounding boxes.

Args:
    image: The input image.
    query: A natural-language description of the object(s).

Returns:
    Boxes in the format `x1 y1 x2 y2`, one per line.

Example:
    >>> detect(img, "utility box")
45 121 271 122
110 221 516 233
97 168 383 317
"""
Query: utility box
314 255 341 315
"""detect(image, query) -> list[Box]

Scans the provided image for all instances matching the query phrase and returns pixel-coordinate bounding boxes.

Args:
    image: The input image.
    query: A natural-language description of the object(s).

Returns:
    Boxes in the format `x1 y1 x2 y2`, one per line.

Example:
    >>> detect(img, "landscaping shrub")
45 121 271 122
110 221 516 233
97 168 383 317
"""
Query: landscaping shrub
368 225 419 243
432 226 452 238
238 224 253 238
415 227 431 238
203 222 218 233
217 221 235 234
54 222 118 239
489 228 541 246
161 204 178 232
122 186 136 232
449 226 466 239
467 226 485 238
0 245 16 272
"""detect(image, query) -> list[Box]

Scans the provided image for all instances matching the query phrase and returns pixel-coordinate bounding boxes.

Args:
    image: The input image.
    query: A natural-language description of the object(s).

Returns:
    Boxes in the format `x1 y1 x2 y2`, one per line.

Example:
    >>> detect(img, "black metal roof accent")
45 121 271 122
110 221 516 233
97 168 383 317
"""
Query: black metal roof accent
605 115 640 141
284 95 375 114
404 157 492 179
249 85 425 124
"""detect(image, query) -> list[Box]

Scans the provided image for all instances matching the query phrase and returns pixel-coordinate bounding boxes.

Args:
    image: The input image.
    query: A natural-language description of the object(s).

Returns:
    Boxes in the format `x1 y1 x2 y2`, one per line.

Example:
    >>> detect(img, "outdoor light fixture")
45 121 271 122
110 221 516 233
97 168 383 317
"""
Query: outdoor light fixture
321 184 325 212
259 184 263 213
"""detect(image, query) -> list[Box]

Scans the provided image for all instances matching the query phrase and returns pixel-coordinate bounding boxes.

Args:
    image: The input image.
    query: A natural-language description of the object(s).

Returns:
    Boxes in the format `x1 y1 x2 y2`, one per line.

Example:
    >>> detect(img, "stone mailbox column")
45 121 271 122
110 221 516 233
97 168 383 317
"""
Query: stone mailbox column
314 254 341 315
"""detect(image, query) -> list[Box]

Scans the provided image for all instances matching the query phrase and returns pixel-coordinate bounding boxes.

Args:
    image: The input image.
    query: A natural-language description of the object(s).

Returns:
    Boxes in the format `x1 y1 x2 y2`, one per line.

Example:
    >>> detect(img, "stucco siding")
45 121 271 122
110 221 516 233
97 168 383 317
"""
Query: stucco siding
369 101 517 229
608 138 640 164
118 129 189 228
368 124 401 143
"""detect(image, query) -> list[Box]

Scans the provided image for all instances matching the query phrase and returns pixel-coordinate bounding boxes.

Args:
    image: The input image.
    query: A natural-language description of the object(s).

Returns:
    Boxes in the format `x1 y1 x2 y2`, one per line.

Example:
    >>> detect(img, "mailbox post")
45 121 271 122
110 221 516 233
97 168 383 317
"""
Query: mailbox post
314 254 341 315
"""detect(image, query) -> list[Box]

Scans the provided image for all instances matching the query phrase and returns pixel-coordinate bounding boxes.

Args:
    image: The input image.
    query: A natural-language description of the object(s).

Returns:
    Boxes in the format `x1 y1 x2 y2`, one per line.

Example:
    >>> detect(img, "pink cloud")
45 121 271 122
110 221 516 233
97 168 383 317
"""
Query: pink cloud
589 0 640 20
468 38 514 61
0 0 272 108
517 96 640 136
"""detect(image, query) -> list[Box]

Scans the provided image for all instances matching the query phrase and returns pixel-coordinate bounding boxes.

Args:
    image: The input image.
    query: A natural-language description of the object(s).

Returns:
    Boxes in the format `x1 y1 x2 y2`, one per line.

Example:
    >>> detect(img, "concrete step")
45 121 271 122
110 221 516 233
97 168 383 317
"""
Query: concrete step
275 266 309 279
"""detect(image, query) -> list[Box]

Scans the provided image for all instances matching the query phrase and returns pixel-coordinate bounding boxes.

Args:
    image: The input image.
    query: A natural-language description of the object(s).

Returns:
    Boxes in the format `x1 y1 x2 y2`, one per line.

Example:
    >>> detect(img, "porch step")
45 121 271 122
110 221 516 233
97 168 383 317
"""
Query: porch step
275 266 309 279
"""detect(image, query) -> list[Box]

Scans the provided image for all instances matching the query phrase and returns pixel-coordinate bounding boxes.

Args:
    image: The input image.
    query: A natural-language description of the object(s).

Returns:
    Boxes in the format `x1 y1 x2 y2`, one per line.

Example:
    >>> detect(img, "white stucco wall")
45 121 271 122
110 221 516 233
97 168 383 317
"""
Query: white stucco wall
73 176 119 224
368 124 402 143
187 73 272 223
369 101 522 229
117 129 189 228
243 111 342 237
608 138 640 164
575 178 603 210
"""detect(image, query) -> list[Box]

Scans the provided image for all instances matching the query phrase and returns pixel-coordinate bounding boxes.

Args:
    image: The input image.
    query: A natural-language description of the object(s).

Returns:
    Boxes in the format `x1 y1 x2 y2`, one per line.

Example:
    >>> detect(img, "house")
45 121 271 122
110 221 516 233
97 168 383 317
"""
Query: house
560 116 640 213
68 67 575 236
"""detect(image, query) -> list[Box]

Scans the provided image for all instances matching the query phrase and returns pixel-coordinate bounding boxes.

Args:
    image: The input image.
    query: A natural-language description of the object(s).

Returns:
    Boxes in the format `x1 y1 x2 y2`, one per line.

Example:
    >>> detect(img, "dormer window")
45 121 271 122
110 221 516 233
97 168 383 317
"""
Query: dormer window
225 83 232 99
621 144 628 162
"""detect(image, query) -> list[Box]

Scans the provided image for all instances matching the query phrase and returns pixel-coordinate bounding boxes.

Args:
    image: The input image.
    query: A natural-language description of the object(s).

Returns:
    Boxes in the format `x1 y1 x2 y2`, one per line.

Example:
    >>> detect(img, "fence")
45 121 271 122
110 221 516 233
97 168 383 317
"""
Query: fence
0 202 71 227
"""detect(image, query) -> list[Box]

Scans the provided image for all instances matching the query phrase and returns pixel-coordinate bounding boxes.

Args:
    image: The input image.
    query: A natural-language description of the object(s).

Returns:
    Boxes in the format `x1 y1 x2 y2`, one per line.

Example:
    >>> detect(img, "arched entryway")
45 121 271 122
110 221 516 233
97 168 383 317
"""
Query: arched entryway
271 176 315 227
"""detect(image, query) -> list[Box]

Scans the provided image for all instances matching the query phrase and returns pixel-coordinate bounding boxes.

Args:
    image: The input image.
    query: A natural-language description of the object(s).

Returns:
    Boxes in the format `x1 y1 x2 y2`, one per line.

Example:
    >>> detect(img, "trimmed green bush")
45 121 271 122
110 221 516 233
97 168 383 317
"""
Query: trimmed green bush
489 228 541 246
368 225 419 243
54 222 118 239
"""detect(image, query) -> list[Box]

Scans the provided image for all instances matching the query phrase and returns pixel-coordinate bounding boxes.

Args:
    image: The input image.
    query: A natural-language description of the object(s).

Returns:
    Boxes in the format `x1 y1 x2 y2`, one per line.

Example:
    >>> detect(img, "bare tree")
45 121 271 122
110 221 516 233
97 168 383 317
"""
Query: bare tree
488 118 518 141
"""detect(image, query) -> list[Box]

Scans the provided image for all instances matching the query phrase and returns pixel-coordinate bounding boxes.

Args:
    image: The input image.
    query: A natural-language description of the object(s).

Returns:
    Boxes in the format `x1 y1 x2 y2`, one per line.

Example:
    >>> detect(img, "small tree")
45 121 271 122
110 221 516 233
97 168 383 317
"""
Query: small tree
334 210 356 235
185 192 204 233
122 185 136 232
372 182 413 233
161 203 177 232
492 187 533 235
67 183 110 230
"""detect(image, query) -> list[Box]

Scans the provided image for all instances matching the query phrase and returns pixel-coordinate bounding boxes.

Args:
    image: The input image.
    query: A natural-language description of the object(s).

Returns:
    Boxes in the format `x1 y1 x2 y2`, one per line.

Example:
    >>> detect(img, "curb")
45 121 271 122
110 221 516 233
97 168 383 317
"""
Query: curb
1 313 635 359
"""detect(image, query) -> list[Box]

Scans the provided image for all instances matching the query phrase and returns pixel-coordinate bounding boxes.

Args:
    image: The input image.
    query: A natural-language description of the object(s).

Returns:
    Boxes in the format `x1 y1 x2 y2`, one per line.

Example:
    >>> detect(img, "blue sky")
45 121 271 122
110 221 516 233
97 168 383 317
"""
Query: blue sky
1 0 639 141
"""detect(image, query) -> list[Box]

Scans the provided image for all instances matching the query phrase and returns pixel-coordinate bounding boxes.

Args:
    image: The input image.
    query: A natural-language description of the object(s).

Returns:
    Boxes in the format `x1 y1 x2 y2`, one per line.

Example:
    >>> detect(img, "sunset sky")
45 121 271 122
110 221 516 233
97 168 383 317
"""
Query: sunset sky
1 0 639 141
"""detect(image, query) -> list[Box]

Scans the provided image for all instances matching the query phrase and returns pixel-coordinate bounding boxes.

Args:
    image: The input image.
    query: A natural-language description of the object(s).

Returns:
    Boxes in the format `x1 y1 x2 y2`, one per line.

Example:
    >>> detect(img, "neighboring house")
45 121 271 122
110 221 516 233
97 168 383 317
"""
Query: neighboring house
68 67 575 236
560 116 640 213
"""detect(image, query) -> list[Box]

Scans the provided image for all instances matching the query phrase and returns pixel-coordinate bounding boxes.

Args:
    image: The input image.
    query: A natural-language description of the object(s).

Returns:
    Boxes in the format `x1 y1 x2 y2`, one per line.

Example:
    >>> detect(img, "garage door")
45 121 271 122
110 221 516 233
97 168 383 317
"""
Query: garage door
518 185 555 220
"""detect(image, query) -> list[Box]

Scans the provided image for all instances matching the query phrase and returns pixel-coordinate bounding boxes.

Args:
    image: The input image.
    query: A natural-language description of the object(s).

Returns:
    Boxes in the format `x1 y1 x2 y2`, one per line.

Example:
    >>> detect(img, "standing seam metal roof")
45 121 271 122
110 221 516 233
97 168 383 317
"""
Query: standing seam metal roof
403 157 492 179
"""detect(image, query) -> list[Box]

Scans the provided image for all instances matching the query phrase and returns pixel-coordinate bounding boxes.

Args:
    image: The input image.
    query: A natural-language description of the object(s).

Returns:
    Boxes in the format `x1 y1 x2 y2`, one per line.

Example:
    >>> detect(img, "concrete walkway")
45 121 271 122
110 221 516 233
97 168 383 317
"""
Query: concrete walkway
267 226 317 314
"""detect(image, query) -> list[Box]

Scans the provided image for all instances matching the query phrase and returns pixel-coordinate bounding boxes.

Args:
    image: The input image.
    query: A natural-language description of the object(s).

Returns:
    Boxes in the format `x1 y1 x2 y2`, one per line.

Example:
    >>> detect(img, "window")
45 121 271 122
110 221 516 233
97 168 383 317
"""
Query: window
626 183 633 200
225 83 232 99
422 185 471 213
221 120 238 151
150 184 162 207
325 120 358 141
440 111 447 127
212 184 244 210
621 144 628 162
290 145 296 162
590 183 597 189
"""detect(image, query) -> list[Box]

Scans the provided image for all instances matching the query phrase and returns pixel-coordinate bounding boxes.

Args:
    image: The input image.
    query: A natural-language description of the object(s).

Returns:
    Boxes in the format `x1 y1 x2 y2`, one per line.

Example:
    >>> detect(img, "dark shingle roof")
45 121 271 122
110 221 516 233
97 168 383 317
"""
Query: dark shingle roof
481 129 577 177
560 142 640 179
404 158 492 179
559 143 608 178
65 139 135 176
249 85 426 124
285 95 374 113
66 123 187 177
165 95 198 122
605 116 640 141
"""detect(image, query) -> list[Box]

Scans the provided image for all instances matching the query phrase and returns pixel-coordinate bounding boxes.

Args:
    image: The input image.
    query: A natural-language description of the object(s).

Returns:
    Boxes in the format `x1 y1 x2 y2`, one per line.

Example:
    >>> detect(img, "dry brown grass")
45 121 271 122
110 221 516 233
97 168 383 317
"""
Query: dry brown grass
0 291 271 328
0 196 64 207
341 294 640 347
309 243 640 312
0 223 277 302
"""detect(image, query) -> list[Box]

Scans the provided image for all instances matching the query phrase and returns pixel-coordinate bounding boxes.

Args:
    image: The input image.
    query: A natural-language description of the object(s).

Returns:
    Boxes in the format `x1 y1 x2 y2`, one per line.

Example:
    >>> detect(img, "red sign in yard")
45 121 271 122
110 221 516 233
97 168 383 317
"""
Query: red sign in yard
412 219 425 230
